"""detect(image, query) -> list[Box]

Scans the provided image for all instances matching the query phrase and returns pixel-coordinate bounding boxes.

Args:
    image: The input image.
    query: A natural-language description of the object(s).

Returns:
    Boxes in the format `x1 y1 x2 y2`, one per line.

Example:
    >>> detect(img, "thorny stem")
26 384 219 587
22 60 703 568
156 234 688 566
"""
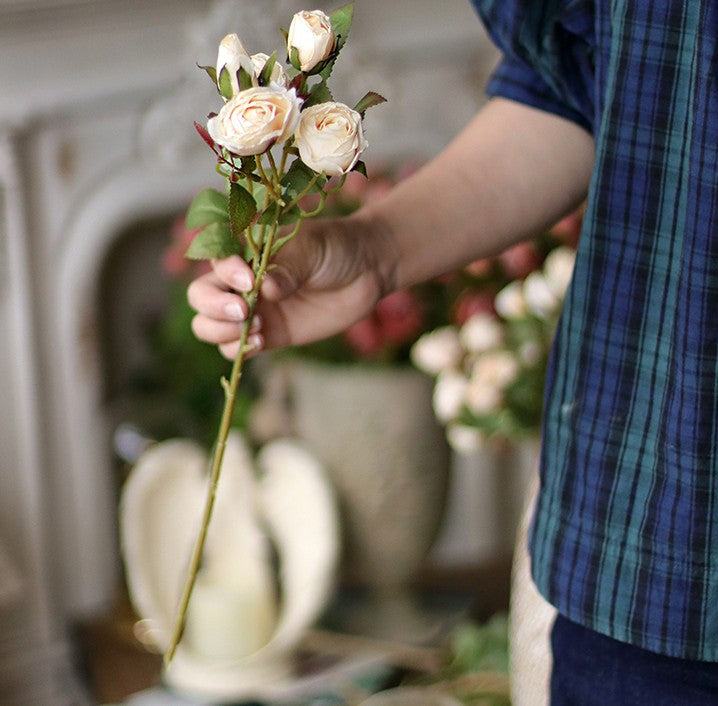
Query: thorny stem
164 215 281 667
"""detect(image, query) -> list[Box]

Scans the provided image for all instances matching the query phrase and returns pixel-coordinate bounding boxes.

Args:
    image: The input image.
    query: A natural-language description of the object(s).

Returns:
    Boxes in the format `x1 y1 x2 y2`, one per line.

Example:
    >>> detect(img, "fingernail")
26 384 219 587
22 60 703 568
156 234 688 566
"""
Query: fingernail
250 314 261 331
224 301 245 321
233 270 253 292
246 333 263 352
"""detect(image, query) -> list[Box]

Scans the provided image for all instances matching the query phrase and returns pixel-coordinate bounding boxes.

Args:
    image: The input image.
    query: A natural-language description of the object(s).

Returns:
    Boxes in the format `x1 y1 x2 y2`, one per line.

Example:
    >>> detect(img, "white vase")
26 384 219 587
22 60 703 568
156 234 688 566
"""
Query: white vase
288 360 451 641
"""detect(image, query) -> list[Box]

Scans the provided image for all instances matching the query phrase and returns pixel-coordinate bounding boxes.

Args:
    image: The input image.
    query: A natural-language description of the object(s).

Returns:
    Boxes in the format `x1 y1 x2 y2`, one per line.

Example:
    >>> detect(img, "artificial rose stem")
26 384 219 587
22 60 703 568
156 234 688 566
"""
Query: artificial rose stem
164 226 277 666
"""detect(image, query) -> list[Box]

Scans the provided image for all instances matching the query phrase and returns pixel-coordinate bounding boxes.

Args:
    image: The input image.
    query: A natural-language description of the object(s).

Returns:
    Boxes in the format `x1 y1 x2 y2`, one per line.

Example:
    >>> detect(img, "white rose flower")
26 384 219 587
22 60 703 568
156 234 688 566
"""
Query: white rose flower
287 10 336 72
207 86 302 156
465 379 502 416
295 102 367 176
411 326 463 376
495 280 527 320
472 350 520 389
216 33 253 99
251 52 289 88
447 424 486 454
432 371 469 423
543 246 576 299
523 271 559 318
459 312 504 353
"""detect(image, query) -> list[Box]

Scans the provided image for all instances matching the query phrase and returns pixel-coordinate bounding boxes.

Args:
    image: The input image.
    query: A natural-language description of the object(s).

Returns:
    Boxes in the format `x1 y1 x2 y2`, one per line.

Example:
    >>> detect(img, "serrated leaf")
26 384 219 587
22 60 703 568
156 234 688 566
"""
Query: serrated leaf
185 188 229 230
353 91 387 116
218 66 234 100
258 51 277 87
258 203 301 227
281 158 321 195
303 80 334 109
330 3 354 54
229 182 257 236
185 222 242 260
197 63 218 85
283 158 316 190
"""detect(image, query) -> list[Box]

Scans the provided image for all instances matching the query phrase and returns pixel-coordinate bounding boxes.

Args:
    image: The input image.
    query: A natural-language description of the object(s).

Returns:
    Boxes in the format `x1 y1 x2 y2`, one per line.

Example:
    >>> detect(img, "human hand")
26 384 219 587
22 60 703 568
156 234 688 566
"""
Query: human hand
187 214 394 359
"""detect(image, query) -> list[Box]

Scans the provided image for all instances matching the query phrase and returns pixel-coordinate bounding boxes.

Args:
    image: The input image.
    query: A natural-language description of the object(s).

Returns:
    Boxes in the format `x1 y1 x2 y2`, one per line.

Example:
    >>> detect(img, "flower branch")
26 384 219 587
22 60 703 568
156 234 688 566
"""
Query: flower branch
164 2 385 665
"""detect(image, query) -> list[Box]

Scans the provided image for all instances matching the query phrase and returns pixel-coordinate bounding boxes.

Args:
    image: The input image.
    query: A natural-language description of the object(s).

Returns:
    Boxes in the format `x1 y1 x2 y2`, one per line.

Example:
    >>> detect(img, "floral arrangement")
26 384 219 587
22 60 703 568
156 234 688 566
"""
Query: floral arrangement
411 214 581 453
164 4 384 663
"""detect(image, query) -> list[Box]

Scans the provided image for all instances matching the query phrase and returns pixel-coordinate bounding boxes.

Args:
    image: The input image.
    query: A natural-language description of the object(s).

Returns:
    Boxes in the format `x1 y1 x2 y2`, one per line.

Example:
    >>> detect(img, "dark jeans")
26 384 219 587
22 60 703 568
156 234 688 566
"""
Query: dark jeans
550 614 718 705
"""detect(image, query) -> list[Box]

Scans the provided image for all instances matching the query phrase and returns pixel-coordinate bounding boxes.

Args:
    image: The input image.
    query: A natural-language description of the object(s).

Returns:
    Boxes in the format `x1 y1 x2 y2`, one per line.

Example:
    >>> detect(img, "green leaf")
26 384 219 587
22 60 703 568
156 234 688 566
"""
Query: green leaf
238 66 253 91
289 46 302 72
185 188 229 230
218 66 234 100
319 3 354 80
240 155 256 174
258 203 301 226
185 222 242 260
281 158 324 196
258 51 277 87
330 3 354 55
303 80 334 109
197 63 218 85
228 182 257 236
351 160 368 177
353 91 387 116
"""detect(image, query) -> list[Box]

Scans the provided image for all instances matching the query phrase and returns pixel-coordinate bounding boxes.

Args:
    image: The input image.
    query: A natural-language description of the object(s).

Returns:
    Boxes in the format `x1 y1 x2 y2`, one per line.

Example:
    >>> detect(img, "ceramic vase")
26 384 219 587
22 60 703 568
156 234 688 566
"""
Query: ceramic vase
288 360 451 642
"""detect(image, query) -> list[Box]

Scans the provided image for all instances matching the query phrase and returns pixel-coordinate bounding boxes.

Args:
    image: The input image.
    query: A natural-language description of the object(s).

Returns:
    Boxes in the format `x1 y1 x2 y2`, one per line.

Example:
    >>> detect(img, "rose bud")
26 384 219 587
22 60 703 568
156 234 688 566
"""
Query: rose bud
287 10 336 72
216 33 252 99
250 52 288 87
295 102 367 176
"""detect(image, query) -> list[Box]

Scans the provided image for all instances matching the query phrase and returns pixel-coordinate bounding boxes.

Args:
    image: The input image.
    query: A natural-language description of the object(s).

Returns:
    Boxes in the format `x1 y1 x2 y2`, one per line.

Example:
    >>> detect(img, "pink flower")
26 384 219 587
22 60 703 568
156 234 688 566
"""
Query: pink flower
498 242 541 280
550 209 583 246
344 290 424 359
452 289 496 325
162 216 210 280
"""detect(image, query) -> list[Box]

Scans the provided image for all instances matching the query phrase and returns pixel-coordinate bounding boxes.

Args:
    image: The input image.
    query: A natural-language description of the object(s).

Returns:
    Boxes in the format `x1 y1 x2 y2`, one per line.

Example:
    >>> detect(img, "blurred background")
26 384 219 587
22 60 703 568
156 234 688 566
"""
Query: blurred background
0 1 572 703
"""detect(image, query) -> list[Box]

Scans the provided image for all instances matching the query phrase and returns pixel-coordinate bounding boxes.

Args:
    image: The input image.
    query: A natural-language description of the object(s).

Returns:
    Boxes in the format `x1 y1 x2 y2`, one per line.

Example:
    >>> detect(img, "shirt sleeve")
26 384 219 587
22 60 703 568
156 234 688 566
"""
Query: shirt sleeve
471 0 595 134
486 55 593 133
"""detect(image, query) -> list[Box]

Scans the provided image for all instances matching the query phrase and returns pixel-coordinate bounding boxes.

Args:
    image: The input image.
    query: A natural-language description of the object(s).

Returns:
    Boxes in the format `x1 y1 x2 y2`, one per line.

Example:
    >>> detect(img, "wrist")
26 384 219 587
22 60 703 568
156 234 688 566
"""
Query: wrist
347 204 400 298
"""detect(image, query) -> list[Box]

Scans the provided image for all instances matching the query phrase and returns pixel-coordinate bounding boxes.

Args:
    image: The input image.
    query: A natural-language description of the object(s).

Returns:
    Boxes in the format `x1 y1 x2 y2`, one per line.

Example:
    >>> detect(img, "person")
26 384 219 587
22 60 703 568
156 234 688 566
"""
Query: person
188 1 718 702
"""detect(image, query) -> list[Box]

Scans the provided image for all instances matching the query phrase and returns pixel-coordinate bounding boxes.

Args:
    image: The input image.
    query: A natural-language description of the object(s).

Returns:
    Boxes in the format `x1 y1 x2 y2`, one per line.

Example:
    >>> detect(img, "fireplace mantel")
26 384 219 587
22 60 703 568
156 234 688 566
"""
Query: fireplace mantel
0 2 494 702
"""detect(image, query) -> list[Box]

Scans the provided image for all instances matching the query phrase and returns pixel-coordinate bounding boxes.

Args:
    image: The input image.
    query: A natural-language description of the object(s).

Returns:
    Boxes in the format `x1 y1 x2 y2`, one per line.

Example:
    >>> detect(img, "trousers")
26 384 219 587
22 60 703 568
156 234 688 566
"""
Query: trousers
550 614 718 705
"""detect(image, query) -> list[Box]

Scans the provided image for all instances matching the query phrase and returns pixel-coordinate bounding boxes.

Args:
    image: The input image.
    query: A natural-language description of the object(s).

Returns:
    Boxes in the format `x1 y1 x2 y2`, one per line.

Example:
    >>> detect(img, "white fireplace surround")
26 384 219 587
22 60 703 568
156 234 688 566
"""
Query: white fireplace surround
0 1 496 702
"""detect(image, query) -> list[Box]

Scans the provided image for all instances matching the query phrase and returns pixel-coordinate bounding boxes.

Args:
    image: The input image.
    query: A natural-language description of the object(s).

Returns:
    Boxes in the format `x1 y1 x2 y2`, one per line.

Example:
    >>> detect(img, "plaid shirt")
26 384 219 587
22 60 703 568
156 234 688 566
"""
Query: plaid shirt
472 0 718 660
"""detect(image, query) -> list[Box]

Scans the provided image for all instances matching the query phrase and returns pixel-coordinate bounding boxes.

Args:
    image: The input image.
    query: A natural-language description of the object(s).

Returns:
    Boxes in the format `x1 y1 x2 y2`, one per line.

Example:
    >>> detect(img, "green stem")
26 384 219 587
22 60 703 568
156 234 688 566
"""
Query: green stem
164 219 280 667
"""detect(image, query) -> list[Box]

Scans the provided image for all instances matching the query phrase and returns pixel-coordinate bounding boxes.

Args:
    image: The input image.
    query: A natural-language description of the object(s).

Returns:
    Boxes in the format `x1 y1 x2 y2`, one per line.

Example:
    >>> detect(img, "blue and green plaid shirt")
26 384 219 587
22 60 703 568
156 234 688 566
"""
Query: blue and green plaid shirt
472 0 718 660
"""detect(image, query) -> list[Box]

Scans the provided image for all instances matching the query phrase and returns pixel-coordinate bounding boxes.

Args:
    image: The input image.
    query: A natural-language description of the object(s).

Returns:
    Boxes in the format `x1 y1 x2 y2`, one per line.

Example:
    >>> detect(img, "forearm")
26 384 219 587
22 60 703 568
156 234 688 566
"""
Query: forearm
356 97 595 292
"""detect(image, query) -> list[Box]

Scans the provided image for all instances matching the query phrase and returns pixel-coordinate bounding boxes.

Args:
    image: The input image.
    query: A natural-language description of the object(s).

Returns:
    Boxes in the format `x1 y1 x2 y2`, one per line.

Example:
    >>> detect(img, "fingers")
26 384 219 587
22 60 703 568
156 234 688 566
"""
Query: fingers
187 259 261 360
210 255 255 293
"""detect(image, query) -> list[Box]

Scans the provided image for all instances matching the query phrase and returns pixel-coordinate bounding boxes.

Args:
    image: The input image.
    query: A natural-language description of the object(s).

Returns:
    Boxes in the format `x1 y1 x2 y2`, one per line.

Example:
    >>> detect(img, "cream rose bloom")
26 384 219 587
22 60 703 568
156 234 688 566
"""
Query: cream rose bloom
543 245 576 298
459 312 504 354
287 10 335 72
411 326 463 376
495 280 527 320
523 271 559 319
295 102 367 176
207 86 302 156
433 370 469 423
